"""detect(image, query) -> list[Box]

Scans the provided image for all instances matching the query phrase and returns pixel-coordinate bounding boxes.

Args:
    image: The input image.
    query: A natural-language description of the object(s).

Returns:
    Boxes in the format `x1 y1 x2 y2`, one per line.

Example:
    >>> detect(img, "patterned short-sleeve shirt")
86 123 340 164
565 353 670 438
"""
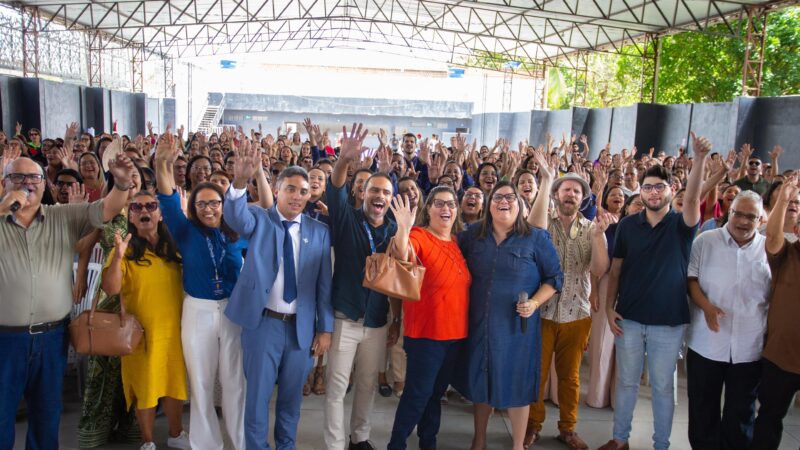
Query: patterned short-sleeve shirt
539 214 595 323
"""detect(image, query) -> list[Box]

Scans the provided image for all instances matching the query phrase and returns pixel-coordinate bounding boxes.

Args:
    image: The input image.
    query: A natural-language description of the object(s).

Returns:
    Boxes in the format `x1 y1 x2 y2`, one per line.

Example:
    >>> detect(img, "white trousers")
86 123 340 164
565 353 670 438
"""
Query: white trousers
181 295 246 450
323 315 388 449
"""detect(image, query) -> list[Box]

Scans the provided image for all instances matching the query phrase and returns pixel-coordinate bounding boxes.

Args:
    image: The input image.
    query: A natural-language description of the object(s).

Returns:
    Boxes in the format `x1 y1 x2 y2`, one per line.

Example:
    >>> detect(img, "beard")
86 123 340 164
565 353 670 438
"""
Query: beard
554 198 580 217
644 194 672 212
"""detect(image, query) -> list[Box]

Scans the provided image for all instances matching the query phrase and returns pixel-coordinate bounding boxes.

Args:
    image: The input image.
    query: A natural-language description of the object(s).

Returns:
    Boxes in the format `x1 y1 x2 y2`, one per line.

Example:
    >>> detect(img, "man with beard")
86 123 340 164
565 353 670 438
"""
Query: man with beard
733 156 770 196
599 132 711 450
399 133 430 191
526 171 613 449
324 123 398 450
686 191 770 450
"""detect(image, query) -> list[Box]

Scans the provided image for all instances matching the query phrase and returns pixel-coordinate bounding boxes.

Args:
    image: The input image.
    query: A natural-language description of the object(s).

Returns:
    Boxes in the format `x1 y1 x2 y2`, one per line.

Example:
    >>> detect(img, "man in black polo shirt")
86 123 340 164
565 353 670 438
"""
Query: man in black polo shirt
599 133 711 450
323 123 398 450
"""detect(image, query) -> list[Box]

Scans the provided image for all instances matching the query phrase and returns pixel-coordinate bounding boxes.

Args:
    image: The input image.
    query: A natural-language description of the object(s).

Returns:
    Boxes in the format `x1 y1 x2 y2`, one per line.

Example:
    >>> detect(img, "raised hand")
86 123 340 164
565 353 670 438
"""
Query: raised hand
377 146 392 173
389 194 417 232
339 123 369 161
533 149 554 181
377 129 388 148
147 121 153 132
233 138 260 188
15 121 22 136
65 122 79 141
592 211 618 236
418 139 431 166
780 176 799 203
155 125 180 164
67 183 89 204
113 230 133 260
108 153 136 187
769 145 784 161
56 144 77 170
303 118 313 135
690 131 712 160
1 144 22 169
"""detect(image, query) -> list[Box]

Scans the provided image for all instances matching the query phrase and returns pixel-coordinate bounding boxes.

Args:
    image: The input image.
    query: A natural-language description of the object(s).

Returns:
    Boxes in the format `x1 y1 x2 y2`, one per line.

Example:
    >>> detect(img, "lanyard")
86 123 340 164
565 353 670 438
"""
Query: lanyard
205 233 227 280
362 221 376 254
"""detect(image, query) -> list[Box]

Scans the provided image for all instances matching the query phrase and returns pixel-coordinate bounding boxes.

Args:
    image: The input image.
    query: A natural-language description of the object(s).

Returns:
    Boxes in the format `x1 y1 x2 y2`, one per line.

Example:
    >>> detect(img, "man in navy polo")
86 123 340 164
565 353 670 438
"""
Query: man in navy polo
598 133 712 450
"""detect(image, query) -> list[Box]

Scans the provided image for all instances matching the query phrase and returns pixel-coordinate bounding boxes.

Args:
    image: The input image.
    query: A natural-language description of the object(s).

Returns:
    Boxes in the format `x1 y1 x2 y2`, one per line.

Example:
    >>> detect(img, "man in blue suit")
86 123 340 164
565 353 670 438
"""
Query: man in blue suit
224 141 333 450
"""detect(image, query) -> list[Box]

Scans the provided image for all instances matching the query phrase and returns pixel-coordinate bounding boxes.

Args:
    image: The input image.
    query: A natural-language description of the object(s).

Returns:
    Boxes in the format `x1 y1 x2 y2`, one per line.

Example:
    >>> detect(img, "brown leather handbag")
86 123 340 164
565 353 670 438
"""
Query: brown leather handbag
69 294 144 356
362 237 426 301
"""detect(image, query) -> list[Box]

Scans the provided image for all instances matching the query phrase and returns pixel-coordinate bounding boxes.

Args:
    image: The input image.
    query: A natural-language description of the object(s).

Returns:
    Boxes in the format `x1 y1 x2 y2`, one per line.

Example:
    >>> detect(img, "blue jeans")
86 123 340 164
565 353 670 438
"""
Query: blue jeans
388 337 462 450
612 319 685 450
0 325 68 450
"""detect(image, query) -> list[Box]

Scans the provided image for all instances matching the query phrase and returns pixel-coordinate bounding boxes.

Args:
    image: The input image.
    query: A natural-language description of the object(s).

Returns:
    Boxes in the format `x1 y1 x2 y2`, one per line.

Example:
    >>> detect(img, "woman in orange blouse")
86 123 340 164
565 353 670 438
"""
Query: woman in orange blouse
387 186 472 450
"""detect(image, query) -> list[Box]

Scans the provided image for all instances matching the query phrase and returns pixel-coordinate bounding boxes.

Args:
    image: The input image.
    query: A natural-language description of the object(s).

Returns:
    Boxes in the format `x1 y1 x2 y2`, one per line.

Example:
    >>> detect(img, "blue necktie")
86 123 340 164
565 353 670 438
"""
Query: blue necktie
282 221 297 303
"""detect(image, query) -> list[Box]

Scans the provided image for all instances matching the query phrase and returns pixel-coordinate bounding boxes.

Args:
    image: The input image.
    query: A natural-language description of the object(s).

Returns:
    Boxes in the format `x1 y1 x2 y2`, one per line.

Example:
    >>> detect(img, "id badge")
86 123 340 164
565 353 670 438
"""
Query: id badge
211 276 225 297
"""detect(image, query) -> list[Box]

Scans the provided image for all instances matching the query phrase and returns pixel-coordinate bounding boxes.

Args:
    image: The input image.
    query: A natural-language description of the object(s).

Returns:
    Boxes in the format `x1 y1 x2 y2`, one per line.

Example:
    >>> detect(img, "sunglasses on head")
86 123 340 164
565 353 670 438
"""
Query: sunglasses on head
129 202 158 213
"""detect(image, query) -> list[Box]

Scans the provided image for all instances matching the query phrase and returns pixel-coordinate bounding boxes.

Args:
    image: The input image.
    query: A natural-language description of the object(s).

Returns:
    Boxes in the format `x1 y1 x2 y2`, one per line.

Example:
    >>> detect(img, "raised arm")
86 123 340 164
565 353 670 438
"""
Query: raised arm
155 125 180 196
388 194 417 262
101 231 131 296
102 154 137 222
682 132 711 227
331 123 369 188
226 138 264 238
766 177 798 255
528 150 554 229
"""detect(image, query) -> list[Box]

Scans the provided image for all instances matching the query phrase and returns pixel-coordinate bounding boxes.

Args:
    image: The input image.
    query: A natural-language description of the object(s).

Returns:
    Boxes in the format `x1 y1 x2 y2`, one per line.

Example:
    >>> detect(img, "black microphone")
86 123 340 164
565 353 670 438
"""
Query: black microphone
518 291 528 333
9 190 30 212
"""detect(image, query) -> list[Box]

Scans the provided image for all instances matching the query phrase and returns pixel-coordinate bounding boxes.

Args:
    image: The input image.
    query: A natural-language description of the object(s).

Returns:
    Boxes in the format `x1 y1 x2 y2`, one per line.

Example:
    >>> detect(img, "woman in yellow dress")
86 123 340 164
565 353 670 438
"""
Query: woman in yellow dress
101 191 189 450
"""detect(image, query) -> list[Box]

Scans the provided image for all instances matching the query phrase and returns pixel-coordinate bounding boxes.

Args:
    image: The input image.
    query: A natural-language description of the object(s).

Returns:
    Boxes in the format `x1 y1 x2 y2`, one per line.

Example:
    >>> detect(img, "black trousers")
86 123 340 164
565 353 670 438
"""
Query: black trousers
686 348 761 450
751 358 800 450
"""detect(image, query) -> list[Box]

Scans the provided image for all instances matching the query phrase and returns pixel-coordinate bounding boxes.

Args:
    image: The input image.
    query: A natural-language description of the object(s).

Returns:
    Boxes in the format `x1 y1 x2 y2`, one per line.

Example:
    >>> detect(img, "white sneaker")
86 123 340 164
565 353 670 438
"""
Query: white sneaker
140 443 156 450
166 431 191 450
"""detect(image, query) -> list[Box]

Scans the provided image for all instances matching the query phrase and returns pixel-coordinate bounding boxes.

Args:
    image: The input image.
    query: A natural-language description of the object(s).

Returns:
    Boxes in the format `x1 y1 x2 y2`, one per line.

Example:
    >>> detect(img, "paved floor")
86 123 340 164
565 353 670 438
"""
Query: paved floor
14 364 800 450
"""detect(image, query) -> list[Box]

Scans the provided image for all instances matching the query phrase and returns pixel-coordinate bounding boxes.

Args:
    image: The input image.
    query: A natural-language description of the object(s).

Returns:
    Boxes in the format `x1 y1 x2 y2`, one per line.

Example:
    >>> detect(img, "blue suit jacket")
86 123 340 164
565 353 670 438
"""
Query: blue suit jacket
223 191 333 350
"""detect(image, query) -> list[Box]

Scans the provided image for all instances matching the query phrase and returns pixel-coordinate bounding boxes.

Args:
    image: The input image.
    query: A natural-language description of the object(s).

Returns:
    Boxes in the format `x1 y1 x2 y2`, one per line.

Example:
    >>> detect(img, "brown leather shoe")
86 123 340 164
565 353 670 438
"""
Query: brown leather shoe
597 439 629 450
557 431 589 450
523 424 540 449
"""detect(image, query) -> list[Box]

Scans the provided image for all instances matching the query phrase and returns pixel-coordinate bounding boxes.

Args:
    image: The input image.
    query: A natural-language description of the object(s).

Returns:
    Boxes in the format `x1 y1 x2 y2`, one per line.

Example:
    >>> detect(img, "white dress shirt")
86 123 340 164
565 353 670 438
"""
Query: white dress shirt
229 186 301 314
687 226 771 363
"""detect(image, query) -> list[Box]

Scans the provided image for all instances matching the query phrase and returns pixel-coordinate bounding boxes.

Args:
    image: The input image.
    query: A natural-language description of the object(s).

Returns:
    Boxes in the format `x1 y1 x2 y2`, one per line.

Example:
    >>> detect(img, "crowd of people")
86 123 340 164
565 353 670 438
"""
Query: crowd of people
0 117 798 450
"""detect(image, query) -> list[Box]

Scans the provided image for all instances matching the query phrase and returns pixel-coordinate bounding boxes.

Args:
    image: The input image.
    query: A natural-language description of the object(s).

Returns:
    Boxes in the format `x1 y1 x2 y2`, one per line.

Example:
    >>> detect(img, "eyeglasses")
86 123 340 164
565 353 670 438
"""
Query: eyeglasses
431 199 457 209
6 173 44 184
272 169 281 175
29 132 39 137
191 166 212 173
464 192 483 199
641 183 669 193
748 161 761 167
129 202 158 213
195 199 222 210
491 193 517 203
55 180 78 187
730 209 759 223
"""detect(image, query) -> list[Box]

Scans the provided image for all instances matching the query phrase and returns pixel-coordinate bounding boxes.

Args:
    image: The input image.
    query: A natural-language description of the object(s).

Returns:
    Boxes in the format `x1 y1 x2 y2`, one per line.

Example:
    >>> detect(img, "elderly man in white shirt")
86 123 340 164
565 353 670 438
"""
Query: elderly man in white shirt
686 190 771 450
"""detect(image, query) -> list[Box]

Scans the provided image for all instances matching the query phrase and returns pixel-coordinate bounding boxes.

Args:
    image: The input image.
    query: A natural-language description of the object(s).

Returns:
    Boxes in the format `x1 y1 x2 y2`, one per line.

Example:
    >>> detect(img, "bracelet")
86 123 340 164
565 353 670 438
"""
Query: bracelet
114 182 132 191
392 317 401 324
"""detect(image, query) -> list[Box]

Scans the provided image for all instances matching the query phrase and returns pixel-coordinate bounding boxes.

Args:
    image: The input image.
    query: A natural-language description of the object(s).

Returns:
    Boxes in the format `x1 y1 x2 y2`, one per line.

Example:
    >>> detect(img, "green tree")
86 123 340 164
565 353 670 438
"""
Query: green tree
546 6 800 108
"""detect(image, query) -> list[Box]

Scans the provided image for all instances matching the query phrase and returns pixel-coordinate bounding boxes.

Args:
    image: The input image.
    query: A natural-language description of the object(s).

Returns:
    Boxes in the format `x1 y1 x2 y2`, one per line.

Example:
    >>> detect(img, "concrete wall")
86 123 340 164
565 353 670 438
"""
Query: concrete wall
38 79 82 138
609 106 637 152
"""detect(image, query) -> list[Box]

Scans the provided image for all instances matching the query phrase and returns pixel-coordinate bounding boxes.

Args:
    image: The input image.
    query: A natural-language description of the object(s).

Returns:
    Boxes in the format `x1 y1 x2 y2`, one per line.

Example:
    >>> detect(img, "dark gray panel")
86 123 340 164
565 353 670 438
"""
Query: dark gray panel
83 87 108 135
110 90 138 136
688 102 736 156
20 78 42 134
161 98 176 131
734 96 757 153
571 107 589 138
634 103 661 155
543 109 572 144
658 104 692 156
510 111 532 147
752 96 800 169
0 75 24 134
39 79 82 138
583 108 612 159
610 106 636 153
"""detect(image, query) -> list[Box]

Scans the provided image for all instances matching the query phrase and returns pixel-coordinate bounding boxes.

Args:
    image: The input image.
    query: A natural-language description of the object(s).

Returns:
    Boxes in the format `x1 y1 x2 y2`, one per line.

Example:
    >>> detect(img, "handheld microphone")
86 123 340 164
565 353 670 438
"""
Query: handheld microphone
518 291 529 333
9 189 30 213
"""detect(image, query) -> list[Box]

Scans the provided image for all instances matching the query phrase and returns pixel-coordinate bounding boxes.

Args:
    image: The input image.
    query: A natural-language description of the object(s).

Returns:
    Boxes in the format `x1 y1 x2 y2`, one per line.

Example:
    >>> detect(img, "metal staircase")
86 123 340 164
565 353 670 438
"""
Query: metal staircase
197 95 225 135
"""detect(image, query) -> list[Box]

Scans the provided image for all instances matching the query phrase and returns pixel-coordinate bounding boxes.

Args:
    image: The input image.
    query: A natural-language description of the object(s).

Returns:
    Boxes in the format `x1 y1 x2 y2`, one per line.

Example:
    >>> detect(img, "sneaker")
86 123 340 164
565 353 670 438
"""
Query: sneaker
140 443 156 450
348 437 376 450
166 430 191 450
